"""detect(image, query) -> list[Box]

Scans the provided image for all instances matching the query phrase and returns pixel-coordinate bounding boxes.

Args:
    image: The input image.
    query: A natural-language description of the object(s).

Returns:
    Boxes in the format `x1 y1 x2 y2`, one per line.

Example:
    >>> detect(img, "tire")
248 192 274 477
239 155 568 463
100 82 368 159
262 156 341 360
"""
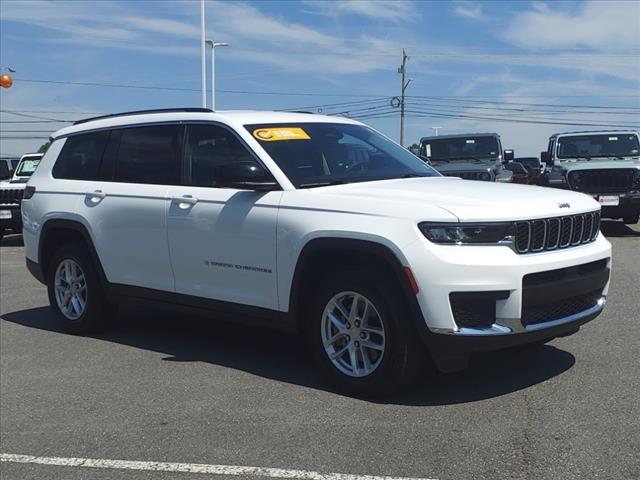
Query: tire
622 212 639 224
46 244 108 334
305 268 424 397
521 338 552 350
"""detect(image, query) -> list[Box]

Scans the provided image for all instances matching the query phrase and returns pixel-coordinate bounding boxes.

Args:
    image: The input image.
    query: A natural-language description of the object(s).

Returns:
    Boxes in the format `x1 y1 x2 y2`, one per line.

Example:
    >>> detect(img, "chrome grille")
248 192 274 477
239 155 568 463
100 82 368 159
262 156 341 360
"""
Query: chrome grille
546 218 561 249
514 211 600 254
571 215 584 245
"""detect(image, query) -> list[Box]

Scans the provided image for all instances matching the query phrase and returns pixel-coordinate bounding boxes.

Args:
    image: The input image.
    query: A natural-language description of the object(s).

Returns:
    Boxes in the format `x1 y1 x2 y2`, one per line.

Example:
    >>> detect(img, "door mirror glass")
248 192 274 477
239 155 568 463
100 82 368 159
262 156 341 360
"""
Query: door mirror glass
216 161 278 191
541 151 552 165
503 149 514 162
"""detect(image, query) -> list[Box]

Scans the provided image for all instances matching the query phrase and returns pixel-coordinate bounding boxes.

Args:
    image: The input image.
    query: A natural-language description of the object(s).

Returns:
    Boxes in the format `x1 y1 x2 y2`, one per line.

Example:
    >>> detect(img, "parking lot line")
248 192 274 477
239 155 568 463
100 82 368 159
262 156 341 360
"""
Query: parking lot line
0 453 437 480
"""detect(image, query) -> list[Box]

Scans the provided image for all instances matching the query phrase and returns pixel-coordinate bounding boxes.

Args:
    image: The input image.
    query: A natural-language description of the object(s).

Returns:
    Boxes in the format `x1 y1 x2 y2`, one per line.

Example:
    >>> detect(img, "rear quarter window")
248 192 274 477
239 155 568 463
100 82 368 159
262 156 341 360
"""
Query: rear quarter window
52 131 110 180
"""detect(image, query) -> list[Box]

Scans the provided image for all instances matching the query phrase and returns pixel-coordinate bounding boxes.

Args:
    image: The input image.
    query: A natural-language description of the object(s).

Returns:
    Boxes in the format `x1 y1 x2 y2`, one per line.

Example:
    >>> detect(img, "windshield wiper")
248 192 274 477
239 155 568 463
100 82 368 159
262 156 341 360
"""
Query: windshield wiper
298 180 351 188
400 173 427 179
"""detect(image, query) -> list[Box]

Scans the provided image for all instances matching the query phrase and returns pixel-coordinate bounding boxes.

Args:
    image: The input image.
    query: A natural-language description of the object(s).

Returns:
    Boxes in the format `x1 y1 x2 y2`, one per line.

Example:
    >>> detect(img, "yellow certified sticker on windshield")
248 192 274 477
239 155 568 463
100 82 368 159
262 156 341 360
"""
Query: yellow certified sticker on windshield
253 127 310 141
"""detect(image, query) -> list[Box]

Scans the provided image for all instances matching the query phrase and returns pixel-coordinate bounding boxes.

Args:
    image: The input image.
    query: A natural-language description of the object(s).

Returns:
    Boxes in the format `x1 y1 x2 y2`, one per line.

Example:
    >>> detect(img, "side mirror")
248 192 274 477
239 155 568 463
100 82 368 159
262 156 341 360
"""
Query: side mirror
503 149 514 162
541 151 552 166
216 161 278 191
409 146 420 156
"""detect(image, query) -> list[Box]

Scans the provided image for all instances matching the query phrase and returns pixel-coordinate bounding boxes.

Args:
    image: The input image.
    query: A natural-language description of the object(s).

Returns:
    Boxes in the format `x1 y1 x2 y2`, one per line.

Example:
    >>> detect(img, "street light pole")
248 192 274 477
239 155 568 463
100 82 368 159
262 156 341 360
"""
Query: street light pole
200 0 206 108
206 40 229 110
431 126 442 136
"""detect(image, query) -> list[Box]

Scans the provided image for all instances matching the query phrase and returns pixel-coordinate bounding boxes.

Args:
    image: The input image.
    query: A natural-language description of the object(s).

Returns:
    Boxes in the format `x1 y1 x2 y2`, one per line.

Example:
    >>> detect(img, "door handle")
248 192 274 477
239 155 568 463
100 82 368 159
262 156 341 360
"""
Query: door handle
172 195 198 209
87 190 106 203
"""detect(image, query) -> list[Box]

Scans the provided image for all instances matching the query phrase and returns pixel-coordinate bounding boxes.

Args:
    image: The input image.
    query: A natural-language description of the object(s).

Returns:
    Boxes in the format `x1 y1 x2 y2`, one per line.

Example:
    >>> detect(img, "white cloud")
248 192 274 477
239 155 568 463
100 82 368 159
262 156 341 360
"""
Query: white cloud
453 2 487 21
302 0 418 22
209 1 340 47
0 0 404 75
505 1 640 49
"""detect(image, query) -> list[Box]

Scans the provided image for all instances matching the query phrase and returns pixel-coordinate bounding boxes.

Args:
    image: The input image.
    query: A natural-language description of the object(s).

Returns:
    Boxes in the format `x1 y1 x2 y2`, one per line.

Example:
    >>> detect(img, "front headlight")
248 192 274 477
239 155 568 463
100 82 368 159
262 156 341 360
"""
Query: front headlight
419 222 515 244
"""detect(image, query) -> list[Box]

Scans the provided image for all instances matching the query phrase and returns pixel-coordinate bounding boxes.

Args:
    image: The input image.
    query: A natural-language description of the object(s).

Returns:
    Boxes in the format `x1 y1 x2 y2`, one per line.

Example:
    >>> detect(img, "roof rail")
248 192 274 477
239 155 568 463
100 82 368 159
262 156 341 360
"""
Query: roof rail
281 110 315 114
73 107 213 125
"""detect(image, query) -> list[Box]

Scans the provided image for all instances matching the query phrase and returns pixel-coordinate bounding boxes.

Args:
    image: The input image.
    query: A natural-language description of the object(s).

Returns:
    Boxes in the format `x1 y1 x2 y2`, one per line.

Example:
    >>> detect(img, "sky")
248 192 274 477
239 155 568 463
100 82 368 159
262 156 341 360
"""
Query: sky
1 0 639 157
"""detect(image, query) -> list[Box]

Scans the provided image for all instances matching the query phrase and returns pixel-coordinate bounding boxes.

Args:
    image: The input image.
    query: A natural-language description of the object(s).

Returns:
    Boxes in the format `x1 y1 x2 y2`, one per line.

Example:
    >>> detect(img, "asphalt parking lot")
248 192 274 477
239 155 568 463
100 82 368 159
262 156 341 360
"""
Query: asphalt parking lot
1 221 639 480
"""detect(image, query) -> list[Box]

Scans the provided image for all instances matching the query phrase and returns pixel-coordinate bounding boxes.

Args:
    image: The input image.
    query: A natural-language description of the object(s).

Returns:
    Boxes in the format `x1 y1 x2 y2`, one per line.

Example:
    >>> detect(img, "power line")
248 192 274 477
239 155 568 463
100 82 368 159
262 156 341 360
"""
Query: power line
350 108 640 129
0 136 50 139
10 78 640 102
0 109 100 114
0 120 73 124
1 110 70 121
405 99 640 114
405 96 640 110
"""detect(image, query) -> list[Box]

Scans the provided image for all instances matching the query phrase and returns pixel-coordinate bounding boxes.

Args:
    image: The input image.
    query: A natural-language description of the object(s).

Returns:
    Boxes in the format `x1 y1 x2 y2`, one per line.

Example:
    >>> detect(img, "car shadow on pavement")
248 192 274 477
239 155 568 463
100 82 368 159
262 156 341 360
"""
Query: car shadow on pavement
2 305 575 405
600 220 640 237
0 234 24 247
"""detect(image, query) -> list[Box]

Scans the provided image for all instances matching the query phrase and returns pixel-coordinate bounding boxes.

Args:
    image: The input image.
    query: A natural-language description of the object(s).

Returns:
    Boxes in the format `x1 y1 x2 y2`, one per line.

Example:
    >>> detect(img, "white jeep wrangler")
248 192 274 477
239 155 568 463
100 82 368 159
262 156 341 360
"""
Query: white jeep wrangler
22 108 612 396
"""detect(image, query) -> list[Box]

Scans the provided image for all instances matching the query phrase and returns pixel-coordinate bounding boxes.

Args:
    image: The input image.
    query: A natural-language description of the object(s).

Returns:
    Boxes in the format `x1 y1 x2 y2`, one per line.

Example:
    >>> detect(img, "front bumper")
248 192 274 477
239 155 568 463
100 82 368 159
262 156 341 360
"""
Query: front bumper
427 300 603 371
0 204 22 231
594 191 640 219
403 232 611 369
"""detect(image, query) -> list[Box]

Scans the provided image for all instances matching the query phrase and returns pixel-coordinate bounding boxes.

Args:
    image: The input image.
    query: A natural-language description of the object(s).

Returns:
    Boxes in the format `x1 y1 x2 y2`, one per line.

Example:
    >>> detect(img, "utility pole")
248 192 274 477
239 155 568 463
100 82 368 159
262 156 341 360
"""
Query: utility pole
431 126 442 136
200 0 207 108
398 49 411 146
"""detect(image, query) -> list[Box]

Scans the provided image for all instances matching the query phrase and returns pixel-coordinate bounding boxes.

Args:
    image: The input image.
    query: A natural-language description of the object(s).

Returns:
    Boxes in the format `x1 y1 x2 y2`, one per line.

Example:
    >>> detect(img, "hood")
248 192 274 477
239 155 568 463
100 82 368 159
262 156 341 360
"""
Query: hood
557 157 640 173
0 178 28 188
8 177 29 184
308 177 599 222
0 180 25 189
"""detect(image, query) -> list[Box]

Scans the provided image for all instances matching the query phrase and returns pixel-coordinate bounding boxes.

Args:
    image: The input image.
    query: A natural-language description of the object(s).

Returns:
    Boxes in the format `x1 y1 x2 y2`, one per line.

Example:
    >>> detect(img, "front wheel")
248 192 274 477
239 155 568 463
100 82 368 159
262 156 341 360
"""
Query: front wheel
306 269 423 397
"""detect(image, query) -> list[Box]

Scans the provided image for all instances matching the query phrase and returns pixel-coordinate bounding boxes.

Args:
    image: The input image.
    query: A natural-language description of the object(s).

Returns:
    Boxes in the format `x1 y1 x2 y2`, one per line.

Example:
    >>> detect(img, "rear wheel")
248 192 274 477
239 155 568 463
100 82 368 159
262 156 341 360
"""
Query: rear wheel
306 268 423 397
47 244 108 334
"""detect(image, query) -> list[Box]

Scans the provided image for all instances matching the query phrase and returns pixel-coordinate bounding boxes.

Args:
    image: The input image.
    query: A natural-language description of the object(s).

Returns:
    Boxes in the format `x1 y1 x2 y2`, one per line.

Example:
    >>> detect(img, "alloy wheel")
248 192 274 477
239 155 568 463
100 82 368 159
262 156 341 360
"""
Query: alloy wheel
54 259 88 320
320 291 386 377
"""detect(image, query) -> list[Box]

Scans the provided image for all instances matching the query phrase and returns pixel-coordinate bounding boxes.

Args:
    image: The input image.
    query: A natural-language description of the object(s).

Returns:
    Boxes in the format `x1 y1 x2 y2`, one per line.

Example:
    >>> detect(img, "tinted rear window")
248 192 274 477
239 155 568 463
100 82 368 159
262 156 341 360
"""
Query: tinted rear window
53 132 109 180
113 125 181 185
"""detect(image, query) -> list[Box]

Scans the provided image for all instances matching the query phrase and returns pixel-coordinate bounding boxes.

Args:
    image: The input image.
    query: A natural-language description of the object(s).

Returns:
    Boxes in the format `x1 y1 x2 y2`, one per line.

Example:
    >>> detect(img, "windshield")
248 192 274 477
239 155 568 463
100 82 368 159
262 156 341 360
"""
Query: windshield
246 123 440 188
15 157 41 177
421 136 499 160
557 134 640 159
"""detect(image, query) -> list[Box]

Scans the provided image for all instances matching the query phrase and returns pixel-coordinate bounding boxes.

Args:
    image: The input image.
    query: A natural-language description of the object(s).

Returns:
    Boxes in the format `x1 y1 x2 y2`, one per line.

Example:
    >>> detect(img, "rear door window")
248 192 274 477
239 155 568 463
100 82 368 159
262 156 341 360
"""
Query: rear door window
52 132 109 180
112 125 181 185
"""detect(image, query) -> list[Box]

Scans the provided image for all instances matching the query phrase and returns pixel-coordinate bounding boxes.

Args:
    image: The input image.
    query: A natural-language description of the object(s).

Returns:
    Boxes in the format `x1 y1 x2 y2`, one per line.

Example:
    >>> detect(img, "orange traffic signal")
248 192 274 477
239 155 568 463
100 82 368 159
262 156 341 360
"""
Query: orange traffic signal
0 74 13 88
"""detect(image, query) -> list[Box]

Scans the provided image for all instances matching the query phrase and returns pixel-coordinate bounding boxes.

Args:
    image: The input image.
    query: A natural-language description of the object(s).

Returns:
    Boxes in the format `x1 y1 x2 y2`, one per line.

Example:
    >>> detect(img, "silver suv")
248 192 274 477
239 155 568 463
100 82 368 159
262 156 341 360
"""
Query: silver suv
541 131 640 224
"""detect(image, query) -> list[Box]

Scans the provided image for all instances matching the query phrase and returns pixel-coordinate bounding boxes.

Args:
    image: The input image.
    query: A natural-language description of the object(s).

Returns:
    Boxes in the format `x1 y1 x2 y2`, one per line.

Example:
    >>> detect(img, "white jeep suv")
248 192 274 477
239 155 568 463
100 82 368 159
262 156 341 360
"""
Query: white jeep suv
22 108 611 396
